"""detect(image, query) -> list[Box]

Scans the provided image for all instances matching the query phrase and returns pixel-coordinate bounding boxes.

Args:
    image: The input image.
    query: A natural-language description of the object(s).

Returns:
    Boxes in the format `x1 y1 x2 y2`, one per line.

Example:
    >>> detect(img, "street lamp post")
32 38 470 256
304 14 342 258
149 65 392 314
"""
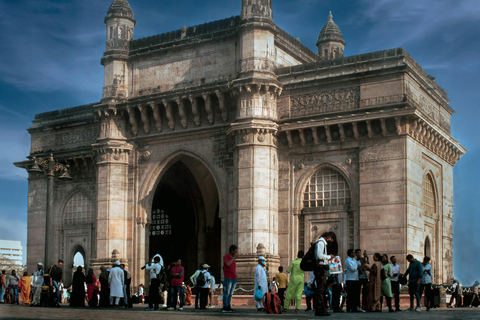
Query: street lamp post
29 154 72 266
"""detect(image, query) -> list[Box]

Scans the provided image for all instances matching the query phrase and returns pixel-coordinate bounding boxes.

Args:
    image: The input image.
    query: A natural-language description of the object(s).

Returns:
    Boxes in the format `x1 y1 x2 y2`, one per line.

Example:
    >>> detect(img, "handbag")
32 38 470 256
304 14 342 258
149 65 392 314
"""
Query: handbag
381 268 387 282
399 274 408 285
254 287 263 301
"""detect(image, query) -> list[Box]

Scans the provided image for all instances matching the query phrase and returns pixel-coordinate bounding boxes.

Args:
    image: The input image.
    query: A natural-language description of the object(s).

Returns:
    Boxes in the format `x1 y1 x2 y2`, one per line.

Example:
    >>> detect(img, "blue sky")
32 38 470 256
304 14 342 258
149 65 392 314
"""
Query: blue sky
0 0 478 285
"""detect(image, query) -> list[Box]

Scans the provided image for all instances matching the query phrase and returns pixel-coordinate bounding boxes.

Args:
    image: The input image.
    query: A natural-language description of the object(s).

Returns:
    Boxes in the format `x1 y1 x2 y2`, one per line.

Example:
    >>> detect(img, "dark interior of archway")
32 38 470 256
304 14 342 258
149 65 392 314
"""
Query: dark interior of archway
150 161 221 283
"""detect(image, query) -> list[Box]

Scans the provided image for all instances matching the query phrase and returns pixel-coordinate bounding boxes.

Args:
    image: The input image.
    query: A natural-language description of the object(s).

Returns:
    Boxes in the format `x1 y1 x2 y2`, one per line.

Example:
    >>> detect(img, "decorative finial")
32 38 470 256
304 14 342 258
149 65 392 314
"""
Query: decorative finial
328 11 333 21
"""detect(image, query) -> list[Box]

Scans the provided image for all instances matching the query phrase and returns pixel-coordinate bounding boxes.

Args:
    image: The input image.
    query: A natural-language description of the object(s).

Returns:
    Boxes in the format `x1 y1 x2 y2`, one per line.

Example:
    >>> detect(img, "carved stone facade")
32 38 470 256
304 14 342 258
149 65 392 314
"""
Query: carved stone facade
15 0 464 290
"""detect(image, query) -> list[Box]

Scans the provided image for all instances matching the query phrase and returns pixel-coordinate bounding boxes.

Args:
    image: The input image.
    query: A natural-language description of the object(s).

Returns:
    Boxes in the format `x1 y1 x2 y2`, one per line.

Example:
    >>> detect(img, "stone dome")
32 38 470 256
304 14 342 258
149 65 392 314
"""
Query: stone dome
316 12 345 46
106 0 135 23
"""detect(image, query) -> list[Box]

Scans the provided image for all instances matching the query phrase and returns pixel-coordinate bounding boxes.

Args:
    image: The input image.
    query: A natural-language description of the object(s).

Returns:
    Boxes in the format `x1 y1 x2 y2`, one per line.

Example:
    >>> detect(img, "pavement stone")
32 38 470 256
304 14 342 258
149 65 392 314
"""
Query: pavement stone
1 304 480 320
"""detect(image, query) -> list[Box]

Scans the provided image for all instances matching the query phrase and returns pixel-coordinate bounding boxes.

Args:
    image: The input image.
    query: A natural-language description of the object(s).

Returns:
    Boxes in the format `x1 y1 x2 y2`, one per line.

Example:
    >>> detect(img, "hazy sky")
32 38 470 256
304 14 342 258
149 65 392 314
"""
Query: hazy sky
0 0 478 285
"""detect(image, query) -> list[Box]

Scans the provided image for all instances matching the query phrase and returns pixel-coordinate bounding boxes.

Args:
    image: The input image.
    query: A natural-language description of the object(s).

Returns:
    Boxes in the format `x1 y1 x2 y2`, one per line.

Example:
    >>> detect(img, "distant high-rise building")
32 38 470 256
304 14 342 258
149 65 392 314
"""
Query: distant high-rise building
0 239 23 267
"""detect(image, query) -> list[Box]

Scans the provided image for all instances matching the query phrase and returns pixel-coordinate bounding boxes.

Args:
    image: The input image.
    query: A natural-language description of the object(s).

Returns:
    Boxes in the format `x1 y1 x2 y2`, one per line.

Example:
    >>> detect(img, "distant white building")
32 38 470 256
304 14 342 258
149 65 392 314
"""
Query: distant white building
0 240 23 267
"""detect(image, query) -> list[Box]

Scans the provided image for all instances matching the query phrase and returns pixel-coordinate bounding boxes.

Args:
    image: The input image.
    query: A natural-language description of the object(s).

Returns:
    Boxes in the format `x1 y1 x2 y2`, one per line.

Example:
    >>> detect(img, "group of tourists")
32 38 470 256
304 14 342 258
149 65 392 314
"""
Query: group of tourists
1 236 474 315
251 231 441 316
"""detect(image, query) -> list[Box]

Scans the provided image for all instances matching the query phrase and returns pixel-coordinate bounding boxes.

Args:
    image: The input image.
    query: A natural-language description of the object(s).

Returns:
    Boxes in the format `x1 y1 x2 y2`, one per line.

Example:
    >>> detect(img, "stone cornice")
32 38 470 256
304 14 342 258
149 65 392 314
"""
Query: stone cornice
278 109 465 166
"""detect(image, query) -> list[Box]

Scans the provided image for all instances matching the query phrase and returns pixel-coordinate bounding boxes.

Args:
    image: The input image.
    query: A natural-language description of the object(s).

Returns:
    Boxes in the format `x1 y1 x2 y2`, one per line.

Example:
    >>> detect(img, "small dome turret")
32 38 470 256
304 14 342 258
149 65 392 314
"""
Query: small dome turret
316 12 346 60
105 0 136 24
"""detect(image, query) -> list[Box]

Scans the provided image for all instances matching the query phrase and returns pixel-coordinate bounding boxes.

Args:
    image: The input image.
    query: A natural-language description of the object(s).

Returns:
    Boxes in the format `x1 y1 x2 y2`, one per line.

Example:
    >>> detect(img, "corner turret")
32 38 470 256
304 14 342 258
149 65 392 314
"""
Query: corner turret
101 0 136 102
316 12 345 60
241 0 273 21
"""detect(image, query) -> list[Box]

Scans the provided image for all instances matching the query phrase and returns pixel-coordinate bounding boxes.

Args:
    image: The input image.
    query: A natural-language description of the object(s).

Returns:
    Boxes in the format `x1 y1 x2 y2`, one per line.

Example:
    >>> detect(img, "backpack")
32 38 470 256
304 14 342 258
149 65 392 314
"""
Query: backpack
157 266 167 285
300 240 319 271
196 271 206 287
263 292 282 314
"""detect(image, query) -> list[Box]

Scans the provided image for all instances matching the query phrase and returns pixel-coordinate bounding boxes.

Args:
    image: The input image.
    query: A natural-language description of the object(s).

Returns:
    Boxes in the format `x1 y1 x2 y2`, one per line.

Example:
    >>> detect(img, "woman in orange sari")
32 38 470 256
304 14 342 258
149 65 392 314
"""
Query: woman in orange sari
20 272 31 305
364 253 382 312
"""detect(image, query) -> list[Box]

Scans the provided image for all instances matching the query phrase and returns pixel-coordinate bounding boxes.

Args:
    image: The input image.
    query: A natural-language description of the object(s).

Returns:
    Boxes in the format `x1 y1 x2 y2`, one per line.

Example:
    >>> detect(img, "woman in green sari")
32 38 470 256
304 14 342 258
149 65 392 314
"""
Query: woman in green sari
283 251 305 312
381 254 394 312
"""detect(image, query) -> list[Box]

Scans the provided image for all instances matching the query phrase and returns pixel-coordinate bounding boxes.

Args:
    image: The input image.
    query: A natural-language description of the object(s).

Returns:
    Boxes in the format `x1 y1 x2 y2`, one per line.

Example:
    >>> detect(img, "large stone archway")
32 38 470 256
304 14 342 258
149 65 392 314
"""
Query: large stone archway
139 153 222 285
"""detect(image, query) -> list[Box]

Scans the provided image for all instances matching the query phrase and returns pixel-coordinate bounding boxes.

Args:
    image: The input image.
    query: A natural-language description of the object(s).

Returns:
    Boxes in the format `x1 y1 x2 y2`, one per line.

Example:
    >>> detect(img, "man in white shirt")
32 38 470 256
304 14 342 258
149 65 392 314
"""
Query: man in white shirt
389 256 401 311
345 249 362 313
314 231 335 317
31 262 45 306
419 257 432 311
109 261 125 308
198 264 211 309
143 256 162 310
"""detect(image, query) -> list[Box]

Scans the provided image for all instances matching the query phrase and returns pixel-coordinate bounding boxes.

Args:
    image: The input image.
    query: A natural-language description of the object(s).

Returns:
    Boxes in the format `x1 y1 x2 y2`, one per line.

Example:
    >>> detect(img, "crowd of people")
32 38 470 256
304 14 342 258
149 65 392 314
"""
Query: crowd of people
1 236 477 315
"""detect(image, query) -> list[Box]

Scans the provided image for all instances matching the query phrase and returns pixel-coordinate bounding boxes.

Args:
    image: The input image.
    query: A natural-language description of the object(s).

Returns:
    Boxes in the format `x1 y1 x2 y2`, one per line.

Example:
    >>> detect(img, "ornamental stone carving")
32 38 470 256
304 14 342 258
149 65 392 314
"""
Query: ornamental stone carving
290 87 360 117
55 128 100 146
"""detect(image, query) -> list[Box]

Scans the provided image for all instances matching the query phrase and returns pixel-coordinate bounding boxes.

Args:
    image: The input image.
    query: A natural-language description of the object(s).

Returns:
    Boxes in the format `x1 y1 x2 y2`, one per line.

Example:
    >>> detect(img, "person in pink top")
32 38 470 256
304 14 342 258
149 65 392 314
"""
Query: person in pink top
167 259 185 310
222 244 238 313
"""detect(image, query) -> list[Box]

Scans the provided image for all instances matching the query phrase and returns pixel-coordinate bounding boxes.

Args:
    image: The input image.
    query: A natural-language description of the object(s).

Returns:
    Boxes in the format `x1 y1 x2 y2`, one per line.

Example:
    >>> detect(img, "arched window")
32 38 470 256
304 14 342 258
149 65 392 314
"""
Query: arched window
422 174 436 215
424 236 431 258
64 192 94 224
303 168 351 208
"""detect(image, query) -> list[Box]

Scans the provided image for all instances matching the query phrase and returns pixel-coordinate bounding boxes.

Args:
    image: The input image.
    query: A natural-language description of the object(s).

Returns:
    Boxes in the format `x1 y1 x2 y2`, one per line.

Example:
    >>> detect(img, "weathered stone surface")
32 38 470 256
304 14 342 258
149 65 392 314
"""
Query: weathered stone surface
15 0 464 290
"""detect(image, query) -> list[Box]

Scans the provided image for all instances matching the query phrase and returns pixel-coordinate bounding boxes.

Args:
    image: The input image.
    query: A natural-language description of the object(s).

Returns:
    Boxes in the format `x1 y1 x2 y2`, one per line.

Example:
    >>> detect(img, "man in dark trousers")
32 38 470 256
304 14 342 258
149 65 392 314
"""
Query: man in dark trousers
143 256 162 310
48 259 63 307
403 254 424 312
314 231 336 317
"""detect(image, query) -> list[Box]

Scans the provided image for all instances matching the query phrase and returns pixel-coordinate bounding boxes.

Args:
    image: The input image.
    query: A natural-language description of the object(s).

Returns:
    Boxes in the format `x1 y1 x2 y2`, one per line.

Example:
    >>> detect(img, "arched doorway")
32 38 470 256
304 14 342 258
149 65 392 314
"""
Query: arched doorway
148 158 221 282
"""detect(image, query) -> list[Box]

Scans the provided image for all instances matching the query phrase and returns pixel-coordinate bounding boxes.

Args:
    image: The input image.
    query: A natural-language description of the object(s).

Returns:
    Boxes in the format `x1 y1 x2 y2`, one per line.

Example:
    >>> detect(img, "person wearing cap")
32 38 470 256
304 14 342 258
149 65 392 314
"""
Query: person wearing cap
31 262 44 306
198 264 211 309
143 256 162 310
254 256 268 311
108 261 125 308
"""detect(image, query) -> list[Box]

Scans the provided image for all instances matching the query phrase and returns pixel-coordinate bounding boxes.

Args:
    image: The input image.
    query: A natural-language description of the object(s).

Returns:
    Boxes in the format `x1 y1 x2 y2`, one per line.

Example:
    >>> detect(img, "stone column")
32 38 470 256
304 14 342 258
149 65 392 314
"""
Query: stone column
228 121 280 289
91 109 132 271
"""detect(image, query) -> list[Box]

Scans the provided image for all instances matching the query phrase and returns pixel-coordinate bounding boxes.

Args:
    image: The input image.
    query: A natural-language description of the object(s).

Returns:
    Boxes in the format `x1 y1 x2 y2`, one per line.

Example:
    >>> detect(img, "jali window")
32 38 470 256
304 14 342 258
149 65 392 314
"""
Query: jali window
64 192 94 224
303 168 351 208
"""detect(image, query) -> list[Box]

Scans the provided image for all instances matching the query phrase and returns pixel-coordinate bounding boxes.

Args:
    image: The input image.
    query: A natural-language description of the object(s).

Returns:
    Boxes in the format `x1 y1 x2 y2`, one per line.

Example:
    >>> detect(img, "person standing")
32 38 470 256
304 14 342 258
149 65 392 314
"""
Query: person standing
222 244 238 313
208 273 216 308
109 261 125 308
345 249 361 312
120 264 132 308
31 263 44 306
48 259 63 307
469 281 479 307
168 258 185 310
389 256 401 311
283 251 305 313
419 257 432 311
0 270 6 304
198 264 211 309
276 266 288 308
190 264 203 309
304 272 315 311
403 254 424 312
8 270 20 305
20 271 31 305
98 267 110 307
254 256 268 311
380 254 394 312
355 249 369 310
85 268 97 307
143 256 162 310
314 231 336 317
69 266 85 307
365 253 382 312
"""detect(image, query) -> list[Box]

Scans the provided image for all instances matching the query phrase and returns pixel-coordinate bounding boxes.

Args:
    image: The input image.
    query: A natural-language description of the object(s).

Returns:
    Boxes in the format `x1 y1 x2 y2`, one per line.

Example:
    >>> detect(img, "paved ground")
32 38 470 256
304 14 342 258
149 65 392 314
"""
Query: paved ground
1 304 479 320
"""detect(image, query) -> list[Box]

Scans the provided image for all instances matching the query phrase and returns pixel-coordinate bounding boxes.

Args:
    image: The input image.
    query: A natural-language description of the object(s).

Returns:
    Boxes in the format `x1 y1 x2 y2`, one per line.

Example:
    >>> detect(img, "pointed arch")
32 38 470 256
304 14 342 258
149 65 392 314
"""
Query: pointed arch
422 172 437 216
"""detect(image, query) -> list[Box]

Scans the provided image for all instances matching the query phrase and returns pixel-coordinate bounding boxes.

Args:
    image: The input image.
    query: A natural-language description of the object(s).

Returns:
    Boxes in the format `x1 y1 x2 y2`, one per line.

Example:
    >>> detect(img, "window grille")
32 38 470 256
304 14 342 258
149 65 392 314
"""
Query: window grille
64 192 94 224
303 168 351 208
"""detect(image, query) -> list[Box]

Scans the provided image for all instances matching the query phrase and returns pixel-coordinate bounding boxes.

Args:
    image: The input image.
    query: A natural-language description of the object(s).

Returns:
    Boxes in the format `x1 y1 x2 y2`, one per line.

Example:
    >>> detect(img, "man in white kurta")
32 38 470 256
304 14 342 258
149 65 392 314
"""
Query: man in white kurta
108 261 125 307
253 256 268 310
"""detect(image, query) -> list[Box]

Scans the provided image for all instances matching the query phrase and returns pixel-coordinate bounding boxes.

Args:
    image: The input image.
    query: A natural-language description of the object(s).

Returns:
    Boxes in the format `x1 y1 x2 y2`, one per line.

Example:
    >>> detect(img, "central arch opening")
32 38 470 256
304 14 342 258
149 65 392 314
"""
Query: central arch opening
148 158 221 282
